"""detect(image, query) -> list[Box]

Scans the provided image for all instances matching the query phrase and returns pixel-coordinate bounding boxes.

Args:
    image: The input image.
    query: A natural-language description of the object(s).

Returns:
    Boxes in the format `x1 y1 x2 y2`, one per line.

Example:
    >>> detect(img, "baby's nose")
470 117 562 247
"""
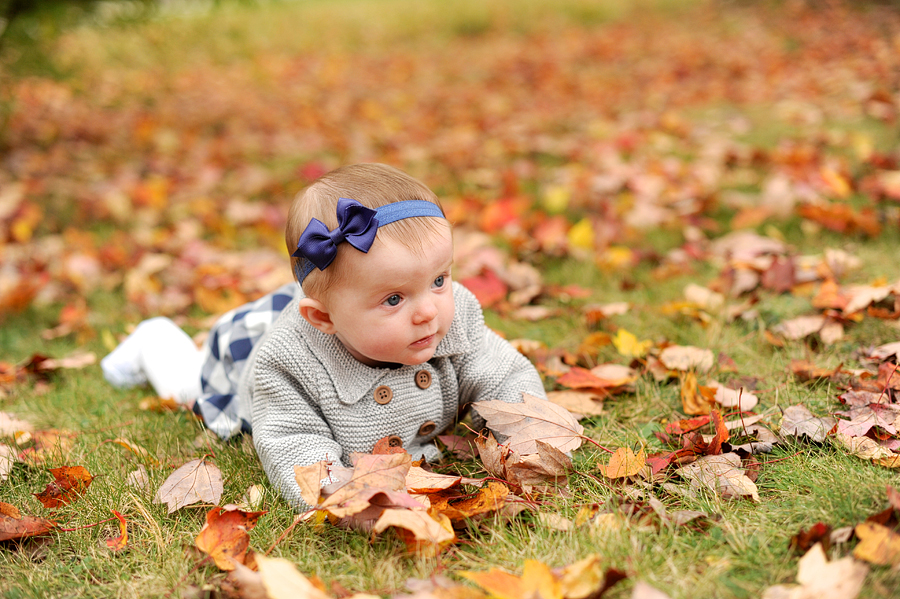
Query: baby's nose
413 299 438 323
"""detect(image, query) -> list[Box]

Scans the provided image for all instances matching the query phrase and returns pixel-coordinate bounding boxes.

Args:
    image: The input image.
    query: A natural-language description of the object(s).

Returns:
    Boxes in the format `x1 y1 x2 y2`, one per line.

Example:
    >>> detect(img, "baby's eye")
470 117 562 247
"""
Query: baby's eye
432 275 445 289
384 294 401 307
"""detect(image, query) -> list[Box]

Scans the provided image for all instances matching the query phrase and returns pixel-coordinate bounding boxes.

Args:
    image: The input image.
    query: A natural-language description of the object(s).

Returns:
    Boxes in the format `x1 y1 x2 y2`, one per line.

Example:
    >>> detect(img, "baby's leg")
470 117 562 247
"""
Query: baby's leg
100 317 203 404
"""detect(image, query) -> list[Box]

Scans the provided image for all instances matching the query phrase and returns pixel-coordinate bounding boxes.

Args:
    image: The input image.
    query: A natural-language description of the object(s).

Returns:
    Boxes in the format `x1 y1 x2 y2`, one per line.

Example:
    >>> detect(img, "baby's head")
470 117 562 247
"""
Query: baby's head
287 164 455 367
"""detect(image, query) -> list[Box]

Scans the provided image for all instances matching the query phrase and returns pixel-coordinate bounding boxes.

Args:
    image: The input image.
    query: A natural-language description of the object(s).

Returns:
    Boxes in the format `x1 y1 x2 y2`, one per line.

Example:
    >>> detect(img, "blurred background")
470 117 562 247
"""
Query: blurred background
1 0 898 330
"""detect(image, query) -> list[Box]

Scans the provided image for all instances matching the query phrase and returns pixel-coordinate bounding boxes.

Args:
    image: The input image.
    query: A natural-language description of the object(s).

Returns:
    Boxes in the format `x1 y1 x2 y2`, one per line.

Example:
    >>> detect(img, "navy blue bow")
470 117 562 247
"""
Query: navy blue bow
292 197 379 271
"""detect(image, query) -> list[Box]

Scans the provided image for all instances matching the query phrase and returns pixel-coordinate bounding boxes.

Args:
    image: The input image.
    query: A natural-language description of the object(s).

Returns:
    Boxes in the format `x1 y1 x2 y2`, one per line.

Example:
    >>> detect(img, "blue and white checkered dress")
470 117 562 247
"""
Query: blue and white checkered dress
193 283 298 439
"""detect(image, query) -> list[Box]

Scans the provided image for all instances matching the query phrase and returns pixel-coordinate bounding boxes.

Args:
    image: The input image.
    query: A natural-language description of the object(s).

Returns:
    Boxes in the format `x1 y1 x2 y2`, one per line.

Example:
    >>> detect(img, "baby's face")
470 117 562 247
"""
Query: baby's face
324 223 455 367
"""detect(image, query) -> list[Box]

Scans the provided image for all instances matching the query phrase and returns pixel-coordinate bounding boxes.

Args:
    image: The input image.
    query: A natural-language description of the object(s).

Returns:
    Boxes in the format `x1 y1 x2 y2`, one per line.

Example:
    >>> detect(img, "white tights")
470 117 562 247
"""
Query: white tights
100 317 203 404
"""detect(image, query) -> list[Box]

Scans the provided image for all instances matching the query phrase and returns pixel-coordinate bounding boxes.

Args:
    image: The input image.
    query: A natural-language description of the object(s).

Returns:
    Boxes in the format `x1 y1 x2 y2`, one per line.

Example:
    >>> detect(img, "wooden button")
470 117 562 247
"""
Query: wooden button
374 385 393 404
418 421 436 436
387 435 403 448
415 370 432 389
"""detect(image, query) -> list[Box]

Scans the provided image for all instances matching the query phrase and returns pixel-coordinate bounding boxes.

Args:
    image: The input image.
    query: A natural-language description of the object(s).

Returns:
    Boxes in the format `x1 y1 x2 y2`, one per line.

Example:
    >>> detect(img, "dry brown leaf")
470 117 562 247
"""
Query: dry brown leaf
0 501 57 541
0 444 18 482
546 391 604 420
676 453 759 501
781 405 836 443
870 341 900 362
472 393 584 454
153 458 223 513
195 505 266 571
506 440 572 488
659 345 714 372
294 460 329 507
680 372 715 416
0 412 34 436
763 543 868 599
597 447 646 479
405 466 481 493
372 508 456 556
256 554 332 599
318 453 419 518
773 315 826 340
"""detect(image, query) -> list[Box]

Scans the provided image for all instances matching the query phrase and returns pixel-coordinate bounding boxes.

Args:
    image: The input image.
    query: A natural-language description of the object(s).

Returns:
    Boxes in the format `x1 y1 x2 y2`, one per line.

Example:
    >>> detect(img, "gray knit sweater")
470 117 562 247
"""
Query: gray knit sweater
238 282 547 509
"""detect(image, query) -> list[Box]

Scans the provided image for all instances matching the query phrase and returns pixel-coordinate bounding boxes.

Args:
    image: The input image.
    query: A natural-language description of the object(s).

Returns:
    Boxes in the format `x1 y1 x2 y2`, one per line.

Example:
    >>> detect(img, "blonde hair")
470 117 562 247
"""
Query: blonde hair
286 163 447 300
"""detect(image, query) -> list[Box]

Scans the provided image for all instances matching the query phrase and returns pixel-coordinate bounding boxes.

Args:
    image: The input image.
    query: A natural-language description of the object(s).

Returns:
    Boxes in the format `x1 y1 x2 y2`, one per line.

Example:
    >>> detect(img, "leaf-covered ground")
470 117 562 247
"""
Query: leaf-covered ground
2 0 900 597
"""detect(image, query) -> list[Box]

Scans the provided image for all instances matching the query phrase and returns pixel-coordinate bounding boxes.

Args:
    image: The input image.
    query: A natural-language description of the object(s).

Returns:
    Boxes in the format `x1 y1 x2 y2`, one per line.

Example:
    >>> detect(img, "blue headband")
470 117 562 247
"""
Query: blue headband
292 197 445 284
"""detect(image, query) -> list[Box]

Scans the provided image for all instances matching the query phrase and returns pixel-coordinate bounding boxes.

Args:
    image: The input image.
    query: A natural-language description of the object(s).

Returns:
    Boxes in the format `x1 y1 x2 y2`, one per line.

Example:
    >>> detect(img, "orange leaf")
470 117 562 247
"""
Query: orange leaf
105 510 128 552
680 372 713 416
597 446 646 479
195 505 267 571
33 466 94 509
0 501 56 541
372 509 456 557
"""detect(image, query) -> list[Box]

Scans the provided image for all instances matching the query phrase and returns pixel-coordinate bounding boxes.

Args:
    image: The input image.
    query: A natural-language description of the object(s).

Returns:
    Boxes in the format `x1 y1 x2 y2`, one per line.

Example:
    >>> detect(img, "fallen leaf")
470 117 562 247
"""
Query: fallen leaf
660 345 715 372
613 329 653 358
711 384 759 411
405 467 481 493
762 543 868 599
256 554 332 599
676 453 759 501
0 501 57 541
126 465 150 492
294 460 329 507
597 447 646 479
631 581 674 599
105 510 128 552
372 508 455 556
437 434 478 459
472 393 584 454
154 458 224 513
680 372 715 415
0 412 34 436
546 390 604 419
33 466 94 508
195 505 266 570
780 405 836 442
0 444 19 482
538 512 573 531
773 315 826 340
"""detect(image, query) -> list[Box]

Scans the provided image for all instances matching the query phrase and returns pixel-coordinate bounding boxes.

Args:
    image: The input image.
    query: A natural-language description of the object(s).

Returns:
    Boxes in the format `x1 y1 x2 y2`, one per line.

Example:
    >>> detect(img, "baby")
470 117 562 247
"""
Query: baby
103 163 547 509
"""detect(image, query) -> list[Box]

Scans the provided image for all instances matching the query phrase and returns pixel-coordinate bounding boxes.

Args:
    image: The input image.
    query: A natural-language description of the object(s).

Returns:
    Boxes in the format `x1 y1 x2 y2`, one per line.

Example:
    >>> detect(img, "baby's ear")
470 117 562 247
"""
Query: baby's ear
298 298 336 334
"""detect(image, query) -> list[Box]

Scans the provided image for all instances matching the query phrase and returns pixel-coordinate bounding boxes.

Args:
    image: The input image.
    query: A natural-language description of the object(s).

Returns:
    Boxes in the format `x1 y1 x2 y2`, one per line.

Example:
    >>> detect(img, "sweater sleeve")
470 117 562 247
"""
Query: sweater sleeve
451 284 547 413
249 332 344 510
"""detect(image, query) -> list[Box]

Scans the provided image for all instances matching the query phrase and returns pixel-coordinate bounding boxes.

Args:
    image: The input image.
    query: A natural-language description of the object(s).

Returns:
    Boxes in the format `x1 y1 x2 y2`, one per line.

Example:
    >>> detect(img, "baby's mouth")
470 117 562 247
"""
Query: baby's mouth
411 333 436 347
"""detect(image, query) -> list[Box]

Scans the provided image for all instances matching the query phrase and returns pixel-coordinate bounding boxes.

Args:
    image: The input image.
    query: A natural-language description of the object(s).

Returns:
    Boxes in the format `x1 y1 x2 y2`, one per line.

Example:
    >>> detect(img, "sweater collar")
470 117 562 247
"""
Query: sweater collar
300 282 473 405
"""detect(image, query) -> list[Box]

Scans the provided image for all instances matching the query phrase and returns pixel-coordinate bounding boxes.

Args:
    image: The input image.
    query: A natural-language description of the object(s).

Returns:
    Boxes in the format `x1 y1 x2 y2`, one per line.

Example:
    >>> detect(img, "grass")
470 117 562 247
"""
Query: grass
3 0 900 597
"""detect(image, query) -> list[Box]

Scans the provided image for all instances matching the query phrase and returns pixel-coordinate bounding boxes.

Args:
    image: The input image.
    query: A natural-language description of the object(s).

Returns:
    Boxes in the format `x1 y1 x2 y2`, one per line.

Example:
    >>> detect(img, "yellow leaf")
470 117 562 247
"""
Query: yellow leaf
597 446 646 479
612 328 652 358
567 218 594 251
542 185 570 214
680 372 713 415
597 246 634 270
853 521 900 566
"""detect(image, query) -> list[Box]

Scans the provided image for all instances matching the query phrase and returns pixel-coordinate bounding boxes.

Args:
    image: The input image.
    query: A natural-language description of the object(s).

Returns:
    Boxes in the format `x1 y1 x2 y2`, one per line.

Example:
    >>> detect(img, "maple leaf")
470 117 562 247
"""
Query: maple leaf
105 510 128 552
472 393 584 454
33 466 94 508
195 505 266 571
153 458 224 513
461 556 625 599
546 390 604 420
0 501 56 541
317 453 421 519
505 440 572 488
762 543 868 599
597 446 646 479
612 328 653 358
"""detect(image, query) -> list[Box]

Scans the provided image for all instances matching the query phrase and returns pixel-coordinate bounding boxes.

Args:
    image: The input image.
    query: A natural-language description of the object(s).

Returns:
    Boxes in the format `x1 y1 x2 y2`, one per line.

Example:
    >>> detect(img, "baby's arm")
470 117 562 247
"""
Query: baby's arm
451 284 547 409
250 343 343 510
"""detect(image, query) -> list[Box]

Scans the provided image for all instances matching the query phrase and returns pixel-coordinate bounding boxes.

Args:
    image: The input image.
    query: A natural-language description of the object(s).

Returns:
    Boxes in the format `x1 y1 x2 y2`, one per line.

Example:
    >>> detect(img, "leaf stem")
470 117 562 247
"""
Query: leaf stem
57 516 118 531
